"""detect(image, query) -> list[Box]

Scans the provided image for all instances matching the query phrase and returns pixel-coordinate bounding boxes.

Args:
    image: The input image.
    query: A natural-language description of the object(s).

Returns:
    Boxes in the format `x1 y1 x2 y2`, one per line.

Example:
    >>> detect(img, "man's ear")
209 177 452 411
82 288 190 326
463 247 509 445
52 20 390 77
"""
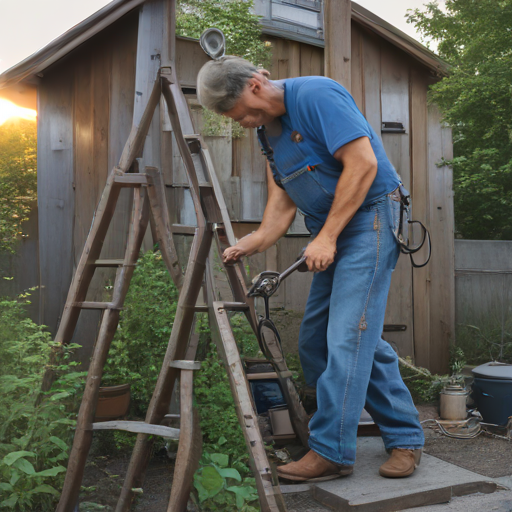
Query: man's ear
248 73 265 94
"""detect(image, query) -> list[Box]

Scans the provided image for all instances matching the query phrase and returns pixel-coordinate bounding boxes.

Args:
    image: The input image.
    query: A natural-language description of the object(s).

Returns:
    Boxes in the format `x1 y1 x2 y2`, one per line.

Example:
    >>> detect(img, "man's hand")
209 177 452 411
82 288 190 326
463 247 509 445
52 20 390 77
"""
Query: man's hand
223 243 250 264
304 236 337 272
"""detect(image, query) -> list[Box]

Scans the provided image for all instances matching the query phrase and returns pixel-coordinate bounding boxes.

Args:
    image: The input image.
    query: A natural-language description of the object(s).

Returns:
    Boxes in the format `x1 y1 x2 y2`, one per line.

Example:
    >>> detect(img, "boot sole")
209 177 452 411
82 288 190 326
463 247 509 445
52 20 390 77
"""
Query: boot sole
277 469 353 483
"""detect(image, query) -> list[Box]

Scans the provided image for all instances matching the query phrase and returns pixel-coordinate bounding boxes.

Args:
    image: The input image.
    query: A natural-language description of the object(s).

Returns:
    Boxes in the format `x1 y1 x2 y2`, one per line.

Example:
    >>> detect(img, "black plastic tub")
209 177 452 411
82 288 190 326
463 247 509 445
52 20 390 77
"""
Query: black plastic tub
472 362 512 425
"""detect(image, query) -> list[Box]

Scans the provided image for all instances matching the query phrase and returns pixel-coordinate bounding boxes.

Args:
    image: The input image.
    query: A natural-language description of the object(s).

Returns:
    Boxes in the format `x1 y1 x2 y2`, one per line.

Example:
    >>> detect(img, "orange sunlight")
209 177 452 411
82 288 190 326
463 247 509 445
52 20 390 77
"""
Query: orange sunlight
0 98 37 126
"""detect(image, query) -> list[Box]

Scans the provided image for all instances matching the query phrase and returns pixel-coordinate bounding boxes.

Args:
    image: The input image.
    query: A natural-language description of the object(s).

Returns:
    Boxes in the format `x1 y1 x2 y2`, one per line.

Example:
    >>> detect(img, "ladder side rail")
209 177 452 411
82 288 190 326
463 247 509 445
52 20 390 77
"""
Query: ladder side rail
161 78 204 227
118 74 162 173
146 166 184 289
116 227 213 512
167 367 202 512
57 188 151 512
211 301 286 512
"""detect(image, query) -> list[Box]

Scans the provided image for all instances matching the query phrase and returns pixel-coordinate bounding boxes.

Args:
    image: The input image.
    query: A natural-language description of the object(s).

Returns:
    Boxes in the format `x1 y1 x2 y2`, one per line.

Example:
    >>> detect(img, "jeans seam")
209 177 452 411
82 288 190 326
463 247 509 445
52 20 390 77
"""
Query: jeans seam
338 211 381 461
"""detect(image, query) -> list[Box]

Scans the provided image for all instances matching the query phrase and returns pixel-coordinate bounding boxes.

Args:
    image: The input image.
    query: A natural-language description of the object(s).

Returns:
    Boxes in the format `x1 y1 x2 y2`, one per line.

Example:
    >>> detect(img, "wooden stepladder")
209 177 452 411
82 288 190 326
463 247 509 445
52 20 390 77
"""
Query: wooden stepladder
49 2 309 511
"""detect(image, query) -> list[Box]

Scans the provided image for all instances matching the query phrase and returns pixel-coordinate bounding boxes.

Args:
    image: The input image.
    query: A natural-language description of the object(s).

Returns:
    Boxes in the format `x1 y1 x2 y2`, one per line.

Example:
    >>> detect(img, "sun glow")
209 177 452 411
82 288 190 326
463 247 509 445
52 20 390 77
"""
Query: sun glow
0 98 37 126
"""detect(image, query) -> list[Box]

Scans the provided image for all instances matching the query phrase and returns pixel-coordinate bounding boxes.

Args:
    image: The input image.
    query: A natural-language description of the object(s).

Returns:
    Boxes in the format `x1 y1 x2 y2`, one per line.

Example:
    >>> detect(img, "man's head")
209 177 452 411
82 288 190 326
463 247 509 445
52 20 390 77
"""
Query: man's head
197 56 285 128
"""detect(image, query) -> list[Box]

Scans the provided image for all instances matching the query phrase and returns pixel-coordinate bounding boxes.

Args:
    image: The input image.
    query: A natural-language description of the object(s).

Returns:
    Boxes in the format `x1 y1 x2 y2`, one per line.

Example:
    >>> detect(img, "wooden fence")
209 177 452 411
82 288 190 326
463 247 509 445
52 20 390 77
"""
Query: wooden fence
455 240 512 358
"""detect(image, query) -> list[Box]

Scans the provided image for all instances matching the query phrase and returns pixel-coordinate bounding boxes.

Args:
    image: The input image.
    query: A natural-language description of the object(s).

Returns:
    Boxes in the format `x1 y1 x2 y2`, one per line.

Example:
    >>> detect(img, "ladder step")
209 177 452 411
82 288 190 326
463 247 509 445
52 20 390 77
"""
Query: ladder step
169 360 201 371
92 421 180 439
74 302 120 310
113 174 148 186
172 224 197 235
93 259 129 267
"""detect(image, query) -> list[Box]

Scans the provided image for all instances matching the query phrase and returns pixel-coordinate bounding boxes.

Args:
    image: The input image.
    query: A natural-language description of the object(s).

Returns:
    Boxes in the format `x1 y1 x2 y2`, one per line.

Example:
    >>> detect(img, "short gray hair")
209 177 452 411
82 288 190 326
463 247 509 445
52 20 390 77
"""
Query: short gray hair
197 56 258 113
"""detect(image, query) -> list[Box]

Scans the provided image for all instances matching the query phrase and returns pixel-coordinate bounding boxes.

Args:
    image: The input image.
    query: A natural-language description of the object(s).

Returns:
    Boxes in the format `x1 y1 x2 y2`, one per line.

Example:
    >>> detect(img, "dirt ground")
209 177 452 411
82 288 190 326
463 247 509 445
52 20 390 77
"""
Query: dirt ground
417 404 512 479
80 404 512 511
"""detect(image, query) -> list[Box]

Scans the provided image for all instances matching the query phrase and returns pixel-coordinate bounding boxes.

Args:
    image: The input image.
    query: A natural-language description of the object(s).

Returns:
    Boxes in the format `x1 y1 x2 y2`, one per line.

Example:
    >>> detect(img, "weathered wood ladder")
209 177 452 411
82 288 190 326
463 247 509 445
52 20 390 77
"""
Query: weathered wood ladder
48 2 309 511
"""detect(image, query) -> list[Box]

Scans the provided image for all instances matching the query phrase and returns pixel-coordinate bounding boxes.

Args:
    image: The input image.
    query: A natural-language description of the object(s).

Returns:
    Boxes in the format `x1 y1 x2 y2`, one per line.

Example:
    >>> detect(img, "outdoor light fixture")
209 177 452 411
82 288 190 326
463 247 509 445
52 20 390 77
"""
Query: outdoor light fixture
199 28 226 60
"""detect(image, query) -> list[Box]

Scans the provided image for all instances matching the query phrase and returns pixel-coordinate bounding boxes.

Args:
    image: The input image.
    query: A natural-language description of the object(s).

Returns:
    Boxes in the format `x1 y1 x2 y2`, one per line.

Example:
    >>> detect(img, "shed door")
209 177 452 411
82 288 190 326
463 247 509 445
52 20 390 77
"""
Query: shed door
379 45 414 358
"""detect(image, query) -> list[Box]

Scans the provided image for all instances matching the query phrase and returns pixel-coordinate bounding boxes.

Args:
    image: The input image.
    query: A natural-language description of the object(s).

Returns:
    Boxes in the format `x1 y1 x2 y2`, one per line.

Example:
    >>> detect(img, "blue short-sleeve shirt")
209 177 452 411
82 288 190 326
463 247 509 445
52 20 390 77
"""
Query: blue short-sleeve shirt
266 76 400 206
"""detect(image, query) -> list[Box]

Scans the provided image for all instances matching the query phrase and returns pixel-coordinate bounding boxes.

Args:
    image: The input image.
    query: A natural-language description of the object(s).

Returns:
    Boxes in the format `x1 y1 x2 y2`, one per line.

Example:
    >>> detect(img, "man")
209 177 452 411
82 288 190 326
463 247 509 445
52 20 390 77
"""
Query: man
197 56 424 481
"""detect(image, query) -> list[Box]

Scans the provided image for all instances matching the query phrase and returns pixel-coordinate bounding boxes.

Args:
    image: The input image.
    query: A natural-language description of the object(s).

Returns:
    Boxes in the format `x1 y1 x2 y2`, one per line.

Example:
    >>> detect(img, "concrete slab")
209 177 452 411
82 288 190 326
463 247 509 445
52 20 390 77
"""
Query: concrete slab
311 438 497 512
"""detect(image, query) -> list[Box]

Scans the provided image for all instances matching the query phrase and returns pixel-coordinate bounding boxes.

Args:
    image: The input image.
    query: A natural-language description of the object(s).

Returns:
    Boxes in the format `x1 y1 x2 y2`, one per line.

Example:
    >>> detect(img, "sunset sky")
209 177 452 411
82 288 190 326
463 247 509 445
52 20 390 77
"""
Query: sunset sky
0 0 434 75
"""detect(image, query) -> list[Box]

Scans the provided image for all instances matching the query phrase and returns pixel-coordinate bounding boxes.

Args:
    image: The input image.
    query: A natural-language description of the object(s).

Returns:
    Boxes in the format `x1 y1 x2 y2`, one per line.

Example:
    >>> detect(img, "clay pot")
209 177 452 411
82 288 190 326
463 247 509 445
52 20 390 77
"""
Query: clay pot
94 384 131 422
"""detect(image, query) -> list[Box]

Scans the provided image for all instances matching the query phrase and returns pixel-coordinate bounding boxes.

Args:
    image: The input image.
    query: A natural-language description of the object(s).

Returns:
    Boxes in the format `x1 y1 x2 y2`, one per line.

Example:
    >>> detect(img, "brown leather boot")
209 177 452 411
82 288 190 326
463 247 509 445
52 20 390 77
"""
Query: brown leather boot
277 450 353 482
379 448 422 478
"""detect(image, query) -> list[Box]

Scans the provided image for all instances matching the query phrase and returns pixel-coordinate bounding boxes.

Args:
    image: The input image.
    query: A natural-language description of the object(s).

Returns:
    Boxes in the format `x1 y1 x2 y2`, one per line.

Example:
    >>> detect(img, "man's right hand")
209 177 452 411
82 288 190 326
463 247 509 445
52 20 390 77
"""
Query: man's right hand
223 244 250 264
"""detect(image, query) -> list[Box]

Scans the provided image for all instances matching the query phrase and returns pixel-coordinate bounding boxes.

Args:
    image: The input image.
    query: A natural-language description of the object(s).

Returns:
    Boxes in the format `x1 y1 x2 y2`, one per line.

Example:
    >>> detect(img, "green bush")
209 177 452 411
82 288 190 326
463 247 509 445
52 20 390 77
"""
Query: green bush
102 251 179 416
0 119 37 254
0 293 85 511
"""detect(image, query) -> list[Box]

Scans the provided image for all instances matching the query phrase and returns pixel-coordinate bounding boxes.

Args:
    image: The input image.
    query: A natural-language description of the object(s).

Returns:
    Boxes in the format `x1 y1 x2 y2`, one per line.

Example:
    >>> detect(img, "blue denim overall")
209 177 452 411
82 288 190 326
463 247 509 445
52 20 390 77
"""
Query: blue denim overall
278 165 424 466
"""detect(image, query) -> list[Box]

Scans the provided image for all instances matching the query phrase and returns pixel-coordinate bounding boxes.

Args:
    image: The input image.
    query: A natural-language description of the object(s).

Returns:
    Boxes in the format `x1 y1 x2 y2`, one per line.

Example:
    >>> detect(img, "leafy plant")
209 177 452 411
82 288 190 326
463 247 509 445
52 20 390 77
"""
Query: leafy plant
0 119 37 253
102 251 179 417
0 292 85 511
399 357 445 404
407 0 512 239
192 439 259 512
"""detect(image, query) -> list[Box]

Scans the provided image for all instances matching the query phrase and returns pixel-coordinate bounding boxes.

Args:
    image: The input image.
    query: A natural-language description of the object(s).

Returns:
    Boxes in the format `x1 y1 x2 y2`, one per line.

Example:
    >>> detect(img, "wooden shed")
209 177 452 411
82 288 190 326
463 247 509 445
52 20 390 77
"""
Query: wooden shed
0 0 454 373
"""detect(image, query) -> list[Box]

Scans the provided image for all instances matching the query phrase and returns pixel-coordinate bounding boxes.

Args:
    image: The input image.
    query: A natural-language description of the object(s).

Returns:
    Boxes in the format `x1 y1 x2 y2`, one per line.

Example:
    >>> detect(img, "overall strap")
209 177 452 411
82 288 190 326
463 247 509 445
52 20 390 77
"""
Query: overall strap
257 125 284 189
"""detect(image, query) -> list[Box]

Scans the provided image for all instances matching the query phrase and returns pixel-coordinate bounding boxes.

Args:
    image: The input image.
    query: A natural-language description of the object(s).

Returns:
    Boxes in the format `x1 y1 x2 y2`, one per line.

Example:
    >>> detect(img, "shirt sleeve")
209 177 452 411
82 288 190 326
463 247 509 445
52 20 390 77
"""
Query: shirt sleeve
295 79 371 156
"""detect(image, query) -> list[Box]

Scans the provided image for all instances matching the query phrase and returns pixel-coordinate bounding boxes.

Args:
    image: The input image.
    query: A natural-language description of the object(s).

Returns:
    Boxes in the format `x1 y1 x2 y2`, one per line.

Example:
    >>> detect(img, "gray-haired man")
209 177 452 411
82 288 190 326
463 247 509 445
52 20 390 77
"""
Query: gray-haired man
197 56 424 482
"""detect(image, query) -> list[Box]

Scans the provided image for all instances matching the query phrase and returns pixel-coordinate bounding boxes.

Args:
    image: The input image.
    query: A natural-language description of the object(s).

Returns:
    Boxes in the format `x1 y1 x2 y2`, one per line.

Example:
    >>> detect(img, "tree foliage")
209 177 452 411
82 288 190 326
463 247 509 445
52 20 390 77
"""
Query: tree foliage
0 119 37 253
407 0 512 239
176 0 271 67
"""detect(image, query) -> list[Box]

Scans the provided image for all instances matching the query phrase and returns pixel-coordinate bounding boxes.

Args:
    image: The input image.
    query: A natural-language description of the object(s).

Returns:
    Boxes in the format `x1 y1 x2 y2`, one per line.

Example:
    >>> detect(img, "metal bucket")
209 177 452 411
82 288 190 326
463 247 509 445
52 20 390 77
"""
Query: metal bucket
440 384 468 421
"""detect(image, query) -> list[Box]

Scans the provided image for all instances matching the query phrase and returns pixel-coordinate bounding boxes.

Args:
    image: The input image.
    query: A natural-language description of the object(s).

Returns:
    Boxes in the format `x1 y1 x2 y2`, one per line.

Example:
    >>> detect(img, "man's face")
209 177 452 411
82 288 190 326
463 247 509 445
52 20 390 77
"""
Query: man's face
222 77 276 128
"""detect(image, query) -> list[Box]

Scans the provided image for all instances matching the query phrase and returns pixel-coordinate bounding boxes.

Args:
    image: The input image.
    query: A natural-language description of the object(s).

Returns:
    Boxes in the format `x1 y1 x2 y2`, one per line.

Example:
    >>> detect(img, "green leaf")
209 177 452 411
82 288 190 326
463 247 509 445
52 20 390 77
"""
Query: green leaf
0 494 18 508
200 466 224 497
49 391 70 401
217 436 227 445
31 465 66 478
0 483 13 492
12 458 35 475
49 436 69 452
218 468 241 482
210 453 229 468
2 451 35 466
29 484 59 495
9 472 20 487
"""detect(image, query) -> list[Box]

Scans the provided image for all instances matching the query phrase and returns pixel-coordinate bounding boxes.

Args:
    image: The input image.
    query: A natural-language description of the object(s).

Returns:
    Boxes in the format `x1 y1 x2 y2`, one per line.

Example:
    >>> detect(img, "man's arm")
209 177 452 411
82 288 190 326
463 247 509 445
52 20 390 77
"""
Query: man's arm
223 163 297 263
304 136 377 271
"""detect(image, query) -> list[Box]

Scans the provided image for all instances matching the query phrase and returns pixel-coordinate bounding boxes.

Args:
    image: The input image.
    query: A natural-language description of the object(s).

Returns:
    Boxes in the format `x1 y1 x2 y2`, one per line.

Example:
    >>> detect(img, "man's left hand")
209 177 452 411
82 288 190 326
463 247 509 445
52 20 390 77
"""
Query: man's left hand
304 237 337 272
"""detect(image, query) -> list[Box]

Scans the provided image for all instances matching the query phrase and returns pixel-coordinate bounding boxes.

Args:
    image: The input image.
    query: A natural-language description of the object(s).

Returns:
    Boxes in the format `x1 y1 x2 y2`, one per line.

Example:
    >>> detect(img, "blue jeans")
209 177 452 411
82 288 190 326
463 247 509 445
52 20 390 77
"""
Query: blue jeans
298 196 424 465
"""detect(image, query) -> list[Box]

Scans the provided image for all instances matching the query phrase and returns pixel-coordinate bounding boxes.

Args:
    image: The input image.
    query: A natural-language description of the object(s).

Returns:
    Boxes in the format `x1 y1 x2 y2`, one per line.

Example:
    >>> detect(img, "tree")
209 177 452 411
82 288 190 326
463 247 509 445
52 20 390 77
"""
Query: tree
0 119 37 253
407 0 512 239
177 0 271 67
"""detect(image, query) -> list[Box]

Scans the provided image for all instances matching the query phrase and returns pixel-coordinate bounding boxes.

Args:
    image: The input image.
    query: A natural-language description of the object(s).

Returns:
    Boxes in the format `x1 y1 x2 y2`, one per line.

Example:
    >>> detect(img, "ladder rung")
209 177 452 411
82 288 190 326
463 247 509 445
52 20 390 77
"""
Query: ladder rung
114 174 148 186
221 302 250 311
74 302 119 310
172 224 196 235
92 421 180 439
93 259 127 267
169 360 201 371
193 305 208 313
183 134 201 140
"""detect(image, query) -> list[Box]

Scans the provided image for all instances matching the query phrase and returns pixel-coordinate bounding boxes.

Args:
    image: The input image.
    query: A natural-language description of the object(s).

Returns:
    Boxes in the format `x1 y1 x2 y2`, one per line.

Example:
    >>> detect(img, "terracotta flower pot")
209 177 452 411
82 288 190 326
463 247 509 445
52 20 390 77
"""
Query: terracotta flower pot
94 384 131 422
